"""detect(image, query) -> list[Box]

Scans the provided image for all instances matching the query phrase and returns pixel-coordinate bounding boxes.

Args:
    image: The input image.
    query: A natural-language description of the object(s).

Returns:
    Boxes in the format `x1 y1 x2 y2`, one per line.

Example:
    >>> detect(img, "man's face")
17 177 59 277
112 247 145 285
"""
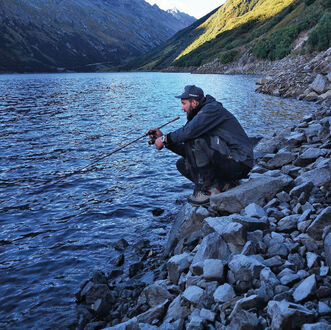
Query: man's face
181 99 199 116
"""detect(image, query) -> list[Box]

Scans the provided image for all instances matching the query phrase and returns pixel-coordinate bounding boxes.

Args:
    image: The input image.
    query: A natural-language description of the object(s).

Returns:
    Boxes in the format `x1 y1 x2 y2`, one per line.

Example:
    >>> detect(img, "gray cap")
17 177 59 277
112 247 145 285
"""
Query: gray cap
175 85 204 100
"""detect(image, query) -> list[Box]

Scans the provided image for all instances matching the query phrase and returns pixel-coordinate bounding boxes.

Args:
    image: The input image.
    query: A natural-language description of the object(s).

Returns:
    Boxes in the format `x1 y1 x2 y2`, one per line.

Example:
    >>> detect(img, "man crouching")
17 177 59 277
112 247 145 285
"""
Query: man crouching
149 85 254 206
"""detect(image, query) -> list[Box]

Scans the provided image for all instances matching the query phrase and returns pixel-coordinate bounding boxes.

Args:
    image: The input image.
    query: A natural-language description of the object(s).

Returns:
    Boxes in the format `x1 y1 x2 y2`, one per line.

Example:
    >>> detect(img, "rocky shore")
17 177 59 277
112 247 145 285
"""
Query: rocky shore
75 100 331 329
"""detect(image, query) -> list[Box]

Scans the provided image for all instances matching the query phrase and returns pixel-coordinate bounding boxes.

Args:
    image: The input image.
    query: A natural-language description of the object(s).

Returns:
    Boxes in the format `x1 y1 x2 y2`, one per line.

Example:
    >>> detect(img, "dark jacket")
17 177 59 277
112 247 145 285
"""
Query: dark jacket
166 95 254 168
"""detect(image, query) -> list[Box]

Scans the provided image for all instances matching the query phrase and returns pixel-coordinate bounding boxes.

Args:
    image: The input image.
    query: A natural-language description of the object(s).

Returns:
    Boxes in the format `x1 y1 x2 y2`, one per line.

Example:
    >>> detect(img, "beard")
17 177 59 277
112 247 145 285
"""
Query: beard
187 103 200 121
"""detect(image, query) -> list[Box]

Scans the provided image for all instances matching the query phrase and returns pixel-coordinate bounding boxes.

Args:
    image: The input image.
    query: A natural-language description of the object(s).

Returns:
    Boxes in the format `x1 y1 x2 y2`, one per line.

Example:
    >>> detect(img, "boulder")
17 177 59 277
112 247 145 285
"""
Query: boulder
292 274 316 302
267 300 314 330
167 253 191 284
182 286 204 305
164 295 190 321
136 300 169 324
309 74 328 94
211 175 293 214
289 181 314 198
244 203 267 218
294 148 327 167
213 283 236 303
203 259 224 281
307 207 331 240
266 152 296 169
231 214 268 231
192 232 231 264
277 215 300 232
164 204 209 256
142 284 173 308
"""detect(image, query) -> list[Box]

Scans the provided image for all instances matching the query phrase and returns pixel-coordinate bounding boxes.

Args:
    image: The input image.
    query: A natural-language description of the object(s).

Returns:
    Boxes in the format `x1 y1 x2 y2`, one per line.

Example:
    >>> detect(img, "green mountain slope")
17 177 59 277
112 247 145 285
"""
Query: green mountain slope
127 0 330 70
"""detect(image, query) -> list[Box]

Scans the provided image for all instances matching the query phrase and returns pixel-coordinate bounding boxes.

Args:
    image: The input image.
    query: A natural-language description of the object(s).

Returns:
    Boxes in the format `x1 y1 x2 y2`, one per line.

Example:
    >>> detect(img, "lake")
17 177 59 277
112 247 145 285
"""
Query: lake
0 72 319 328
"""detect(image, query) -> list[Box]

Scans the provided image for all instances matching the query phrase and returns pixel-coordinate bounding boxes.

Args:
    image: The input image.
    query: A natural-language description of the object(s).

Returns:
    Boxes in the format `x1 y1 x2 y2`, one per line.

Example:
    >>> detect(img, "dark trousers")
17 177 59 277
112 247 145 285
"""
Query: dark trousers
175 138 250 191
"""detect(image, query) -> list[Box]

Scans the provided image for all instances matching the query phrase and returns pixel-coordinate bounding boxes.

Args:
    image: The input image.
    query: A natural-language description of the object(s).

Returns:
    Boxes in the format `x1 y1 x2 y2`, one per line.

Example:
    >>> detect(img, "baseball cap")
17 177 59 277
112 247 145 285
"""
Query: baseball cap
175 85 204 100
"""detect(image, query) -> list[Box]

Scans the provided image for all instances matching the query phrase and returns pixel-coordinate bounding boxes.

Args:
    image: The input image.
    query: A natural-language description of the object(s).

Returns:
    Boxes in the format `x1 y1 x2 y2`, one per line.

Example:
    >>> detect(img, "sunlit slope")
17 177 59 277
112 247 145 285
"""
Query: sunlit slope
176 0 296 61
127 0 329 70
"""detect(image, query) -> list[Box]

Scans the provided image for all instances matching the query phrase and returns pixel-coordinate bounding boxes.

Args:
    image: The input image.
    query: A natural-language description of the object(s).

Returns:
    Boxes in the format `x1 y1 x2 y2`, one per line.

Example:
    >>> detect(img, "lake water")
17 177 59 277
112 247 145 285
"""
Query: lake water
0 72 319 328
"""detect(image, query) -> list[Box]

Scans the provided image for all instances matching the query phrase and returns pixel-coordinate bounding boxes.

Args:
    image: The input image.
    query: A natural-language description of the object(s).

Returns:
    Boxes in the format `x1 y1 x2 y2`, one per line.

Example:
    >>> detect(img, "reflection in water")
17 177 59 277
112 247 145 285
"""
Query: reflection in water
0 72 318 328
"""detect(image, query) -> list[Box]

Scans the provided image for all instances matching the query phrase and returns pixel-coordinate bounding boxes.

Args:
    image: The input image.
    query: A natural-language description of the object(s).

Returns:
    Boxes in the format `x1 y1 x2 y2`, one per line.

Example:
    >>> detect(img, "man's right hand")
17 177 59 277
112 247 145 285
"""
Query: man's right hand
148 128 163 139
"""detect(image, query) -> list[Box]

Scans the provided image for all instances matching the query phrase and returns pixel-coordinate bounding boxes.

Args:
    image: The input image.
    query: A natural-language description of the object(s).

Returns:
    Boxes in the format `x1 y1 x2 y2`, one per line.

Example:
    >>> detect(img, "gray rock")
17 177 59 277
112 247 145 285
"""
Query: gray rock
277 215 299 232
186 315 205 329
200 308 216 322
210 175 293 214
231 214 268 231
80 282 112 305
267 300 314 330
229 295 263 320
136 300 169 324
165 204 209 256
241 241 255 256
203 216 246 253
183 286 204 305
306 252 318 268
280 273 300 286
289 181 314 199
142 284 173 308
244 203 267 218
164 295 190 321
263 256 283 268
228 255 264 284
301 322 331 330
103 317 139 330
190 262 204 276
292 274 316 302
295 158 331 187
266 152 296 169
318 301 331 315
227 310 259 330
267 242 289 258
305 91 319 101
307 207 331 240
310 74 328 94
324 232 331 267
203 259 224 281
260 267 280 286
213 283 236 303
167 253 191 284
295 148 327 167
285 132 306 147
192 233 231 264
112 238 129 251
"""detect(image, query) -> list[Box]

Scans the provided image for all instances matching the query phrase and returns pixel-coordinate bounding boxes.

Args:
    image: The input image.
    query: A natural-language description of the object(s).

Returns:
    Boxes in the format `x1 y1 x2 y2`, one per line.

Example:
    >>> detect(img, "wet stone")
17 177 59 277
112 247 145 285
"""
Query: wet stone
112 238 129 251
129 262 144 278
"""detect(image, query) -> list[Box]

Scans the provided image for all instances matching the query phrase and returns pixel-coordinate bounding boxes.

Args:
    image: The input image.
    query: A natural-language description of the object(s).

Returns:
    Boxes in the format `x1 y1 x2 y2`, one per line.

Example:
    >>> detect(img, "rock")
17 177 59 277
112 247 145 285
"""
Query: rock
229 295 263 320
310 74 328 94
192 232 231 264
203 216 246 253
228 255 264 288
301 322 331 330
112 254 125 267
318 90 331 101
211 175 293 214
230 214 268 231
244 203 267 218
190 262 204 276
227 310 260 330
136 300 169 324
129 262 144 277
306 252 318 268
203 259 224 281
277 215 299 232
200 308 216 322
295 158 331 187
295 148 327 167
318 301 331 315
103 317 139 329
289 181 314 198
213 283 236 303
164 204 209 256
186 314 205 329
80 282 112 305
112 238 129 251
167 253 191 284
285 132 306 146
267 300 314 330
305 92 319 101
142 284 173 308
280 273 300 286
260 268 279 287
152 208 164 216
292 274 316 302
266 152 296 169
164 295 190 321
183 286 204 305
307 207 331 240
324 232 331 267
267 242 289 258
92 297 112 317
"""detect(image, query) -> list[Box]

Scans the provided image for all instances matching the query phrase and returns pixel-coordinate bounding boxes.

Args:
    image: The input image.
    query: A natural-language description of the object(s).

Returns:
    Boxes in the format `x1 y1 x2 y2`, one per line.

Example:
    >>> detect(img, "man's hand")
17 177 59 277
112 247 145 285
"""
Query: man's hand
155 137 164 150
148 128 162 139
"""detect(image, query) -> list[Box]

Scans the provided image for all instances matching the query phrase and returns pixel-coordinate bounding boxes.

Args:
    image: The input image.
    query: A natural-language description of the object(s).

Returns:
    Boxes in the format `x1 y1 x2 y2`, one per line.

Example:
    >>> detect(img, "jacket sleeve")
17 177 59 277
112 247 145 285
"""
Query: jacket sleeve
167 105 229 144
165 142 185 157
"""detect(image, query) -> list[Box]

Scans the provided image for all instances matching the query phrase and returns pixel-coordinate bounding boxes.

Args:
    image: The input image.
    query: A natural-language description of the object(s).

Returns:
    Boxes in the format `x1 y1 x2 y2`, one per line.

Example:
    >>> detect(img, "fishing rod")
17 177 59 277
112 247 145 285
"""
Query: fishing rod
32 116 180 193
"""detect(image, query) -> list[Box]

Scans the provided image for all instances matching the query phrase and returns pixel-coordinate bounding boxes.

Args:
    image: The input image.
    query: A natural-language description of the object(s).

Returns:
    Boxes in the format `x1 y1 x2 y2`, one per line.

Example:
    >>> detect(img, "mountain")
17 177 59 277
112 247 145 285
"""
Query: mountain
0 0 196 73
167 7 197 26
126 0 330 70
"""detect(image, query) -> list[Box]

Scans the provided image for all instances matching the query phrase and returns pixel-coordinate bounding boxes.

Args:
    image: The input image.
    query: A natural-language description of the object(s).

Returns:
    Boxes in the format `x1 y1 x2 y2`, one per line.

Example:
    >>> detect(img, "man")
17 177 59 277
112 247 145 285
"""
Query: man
149 85 254 206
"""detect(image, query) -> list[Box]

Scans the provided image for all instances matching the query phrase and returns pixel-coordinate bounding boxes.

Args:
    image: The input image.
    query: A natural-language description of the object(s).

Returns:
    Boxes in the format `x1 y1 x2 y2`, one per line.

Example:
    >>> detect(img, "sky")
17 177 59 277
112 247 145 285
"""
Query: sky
145 0 226 19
